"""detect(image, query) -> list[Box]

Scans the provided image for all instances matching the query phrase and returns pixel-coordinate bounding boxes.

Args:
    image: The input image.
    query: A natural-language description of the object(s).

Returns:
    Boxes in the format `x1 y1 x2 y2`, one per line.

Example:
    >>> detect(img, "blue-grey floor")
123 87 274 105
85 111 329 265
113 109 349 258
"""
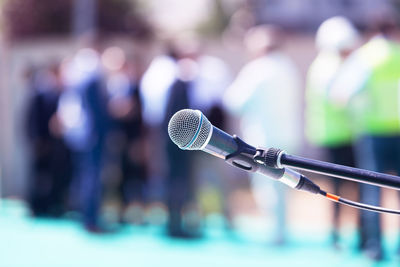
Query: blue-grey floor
1 200 399 267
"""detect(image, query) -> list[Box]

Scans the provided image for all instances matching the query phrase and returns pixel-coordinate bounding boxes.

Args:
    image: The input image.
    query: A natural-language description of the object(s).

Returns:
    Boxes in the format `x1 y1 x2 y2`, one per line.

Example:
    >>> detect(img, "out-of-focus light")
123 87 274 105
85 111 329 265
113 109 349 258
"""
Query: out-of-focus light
59 56 73 83
145 202 168 225
177 58 199 81
147 0 214 33
74 48 100 73
101 46 126 71
58 93 86 129
140 55 177 126
106 73 130 97
244 29 270 55
316 16 359 51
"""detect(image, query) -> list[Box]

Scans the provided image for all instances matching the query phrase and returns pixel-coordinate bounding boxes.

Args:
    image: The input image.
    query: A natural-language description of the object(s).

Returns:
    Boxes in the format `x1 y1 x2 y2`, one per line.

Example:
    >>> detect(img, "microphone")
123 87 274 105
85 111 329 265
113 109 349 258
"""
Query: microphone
167 109 400 215
168 109 320 194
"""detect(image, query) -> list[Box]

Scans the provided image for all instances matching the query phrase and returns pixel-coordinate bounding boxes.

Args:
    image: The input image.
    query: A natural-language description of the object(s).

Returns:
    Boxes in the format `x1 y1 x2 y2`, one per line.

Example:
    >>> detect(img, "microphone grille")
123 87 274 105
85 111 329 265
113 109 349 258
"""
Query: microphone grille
168 109 212 150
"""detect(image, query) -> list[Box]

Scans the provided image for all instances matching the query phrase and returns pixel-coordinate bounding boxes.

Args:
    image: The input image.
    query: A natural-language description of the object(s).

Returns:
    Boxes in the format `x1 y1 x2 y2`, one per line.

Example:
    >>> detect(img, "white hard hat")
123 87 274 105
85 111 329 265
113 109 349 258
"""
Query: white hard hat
316 16 359 51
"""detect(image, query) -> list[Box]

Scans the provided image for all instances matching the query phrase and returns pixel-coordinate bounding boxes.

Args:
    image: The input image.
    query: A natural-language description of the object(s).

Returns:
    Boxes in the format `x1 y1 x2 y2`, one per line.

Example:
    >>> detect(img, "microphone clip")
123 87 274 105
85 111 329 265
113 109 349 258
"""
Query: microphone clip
253 147 285 169
225 135 258 172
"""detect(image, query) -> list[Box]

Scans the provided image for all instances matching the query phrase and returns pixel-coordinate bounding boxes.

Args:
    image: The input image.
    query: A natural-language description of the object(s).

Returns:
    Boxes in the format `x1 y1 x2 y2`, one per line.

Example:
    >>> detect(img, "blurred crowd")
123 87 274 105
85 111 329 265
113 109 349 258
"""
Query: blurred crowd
21 12 400 261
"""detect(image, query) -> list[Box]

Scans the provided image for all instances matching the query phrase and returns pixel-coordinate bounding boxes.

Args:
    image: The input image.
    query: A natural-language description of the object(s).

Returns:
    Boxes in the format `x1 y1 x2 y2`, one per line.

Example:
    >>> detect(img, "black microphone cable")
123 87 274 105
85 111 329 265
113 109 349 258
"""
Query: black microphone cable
318 188 400 215
254 147 400 215
278 171 400 215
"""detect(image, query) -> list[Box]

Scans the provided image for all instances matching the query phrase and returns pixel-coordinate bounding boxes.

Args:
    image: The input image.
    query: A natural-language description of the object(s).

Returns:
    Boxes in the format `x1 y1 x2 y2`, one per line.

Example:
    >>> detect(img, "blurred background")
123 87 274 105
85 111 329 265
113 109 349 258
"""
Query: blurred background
1 0 400 266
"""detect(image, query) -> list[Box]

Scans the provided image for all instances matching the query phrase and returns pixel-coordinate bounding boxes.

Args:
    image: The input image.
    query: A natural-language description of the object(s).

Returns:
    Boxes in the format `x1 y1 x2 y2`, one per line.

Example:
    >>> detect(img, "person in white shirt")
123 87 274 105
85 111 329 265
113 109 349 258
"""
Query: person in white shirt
224 25 302 244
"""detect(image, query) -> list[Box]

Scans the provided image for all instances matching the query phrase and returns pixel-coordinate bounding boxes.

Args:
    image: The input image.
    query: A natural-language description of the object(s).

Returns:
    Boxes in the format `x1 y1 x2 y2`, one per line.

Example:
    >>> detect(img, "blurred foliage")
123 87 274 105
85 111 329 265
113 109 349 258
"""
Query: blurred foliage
0 0 4 32
393 0 400 25
197 0 231 37
97 0 152 39
3 0 72 40
3 0 153 41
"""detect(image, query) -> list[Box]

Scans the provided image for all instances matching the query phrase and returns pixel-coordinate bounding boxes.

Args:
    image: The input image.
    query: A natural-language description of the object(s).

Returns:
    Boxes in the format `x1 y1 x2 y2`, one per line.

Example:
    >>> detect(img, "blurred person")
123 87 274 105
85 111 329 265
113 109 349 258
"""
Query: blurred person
224 25 302 244
102 46 148 224
222 3 256 51
141 43 179 128
143 37 233 235
140 44 181 234
140 43 179 211
141 36 231 129
173 34 234 230
163 55 196 238
305 16 360 247
58 47 110 232
25 64 72 217
177 34 231 116
330 18 400 260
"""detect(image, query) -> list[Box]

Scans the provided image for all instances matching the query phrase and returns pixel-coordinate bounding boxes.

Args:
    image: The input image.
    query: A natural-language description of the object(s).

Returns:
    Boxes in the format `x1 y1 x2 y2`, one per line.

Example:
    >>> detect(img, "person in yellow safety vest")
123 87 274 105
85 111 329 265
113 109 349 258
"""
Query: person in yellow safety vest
305 16 360 248
330 20 400 261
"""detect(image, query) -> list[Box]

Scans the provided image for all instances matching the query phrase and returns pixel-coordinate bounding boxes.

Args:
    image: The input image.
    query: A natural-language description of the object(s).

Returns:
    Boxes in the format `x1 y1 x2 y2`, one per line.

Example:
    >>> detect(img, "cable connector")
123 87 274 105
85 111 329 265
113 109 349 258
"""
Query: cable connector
295 175 321 194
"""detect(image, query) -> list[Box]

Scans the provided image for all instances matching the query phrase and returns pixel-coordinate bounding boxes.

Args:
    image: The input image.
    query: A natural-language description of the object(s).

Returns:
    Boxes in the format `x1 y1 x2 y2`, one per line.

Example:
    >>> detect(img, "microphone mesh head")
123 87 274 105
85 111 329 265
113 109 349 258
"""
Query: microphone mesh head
168 109 212 150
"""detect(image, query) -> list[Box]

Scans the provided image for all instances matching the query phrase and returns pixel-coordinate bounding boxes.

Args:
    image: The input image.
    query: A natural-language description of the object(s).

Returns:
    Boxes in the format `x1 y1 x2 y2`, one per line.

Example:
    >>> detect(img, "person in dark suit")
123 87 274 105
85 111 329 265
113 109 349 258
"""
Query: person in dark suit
106 69 149 222
120 84 148 214
79 76 109 231
26 64 72 217
164 77 197 238
58 48 110 231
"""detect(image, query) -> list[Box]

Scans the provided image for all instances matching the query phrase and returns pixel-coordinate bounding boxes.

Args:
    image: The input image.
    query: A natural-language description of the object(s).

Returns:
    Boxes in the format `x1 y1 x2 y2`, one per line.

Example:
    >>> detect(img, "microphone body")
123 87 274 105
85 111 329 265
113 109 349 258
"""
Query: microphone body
202 126 237 159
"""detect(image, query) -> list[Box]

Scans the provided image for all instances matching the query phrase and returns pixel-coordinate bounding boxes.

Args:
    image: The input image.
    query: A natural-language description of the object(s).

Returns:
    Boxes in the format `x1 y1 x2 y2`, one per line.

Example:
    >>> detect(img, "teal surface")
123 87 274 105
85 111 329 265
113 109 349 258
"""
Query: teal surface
0 200 399 267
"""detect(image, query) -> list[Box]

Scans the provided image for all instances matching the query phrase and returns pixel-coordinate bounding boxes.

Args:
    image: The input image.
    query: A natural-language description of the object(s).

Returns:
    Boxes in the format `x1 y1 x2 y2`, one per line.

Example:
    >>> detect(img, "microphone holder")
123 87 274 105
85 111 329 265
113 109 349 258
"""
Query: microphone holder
254 147 400 190
224 136 285 179
225 135 257 171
